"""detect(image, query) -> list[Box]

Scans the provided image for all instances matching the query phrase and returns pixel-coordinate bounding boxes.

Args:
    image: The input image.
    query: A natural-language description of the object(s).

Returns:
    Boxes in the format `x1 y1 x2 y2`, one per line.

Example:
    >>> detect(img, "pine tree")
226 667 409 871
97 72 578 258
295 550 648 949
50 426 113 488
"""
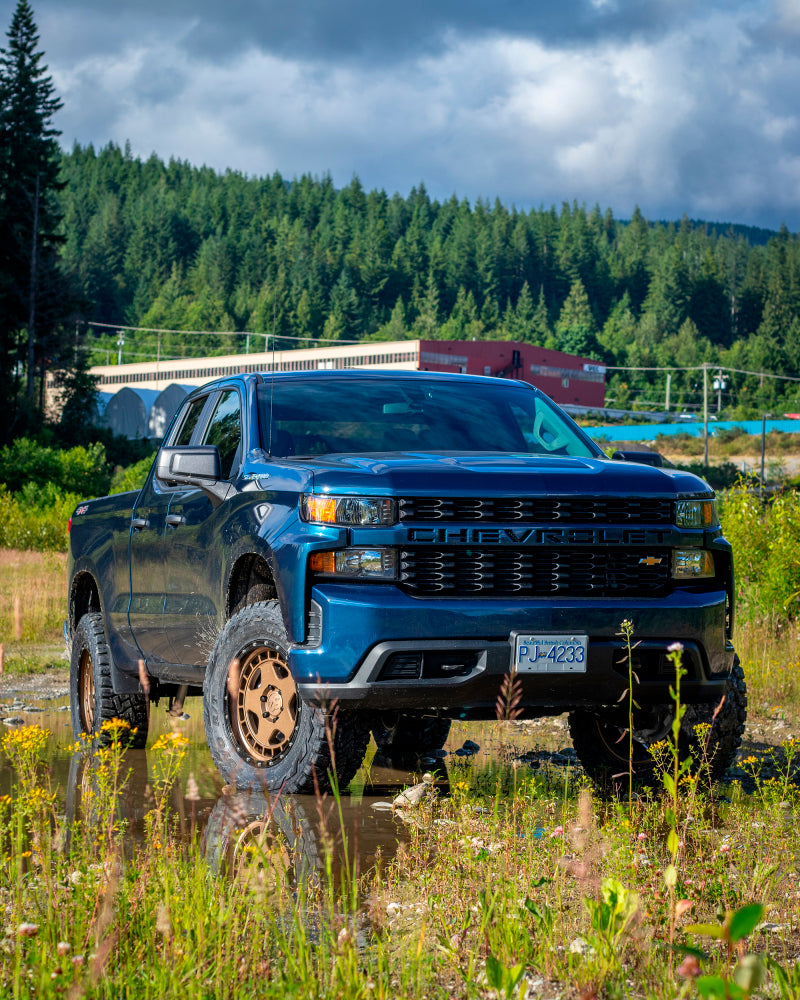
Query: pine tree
555 279 598 357
529 286 551 346
0 0 64 425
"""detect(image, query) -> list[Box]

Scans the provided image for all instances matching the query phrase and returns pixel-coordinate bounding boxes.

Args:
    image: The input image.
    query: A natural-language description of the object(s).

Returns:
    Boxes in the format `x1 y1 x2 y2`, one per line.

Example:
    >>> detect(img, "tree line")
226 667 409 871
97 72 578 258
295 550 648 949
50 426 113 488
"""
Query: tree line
2 0 800 448
60 145 800 416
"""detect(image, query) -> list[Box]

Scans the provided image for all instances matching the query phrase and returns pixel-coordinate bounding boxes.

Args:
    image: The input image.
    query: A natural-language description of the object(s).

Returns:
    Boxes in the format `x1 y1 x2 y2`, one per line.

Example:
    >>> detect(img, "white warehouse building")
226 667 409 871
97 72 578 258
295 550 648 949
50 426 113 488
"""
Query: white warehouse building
47 338 605 439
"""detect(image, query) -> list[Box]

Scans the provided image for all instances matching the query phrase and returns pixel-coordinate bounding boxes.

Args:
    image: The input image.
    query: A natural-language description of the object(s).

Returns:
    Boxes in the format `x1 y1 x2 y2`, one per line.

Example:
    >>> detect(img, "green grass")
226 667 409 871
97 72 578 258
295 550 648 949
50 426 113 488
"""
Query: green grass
2 719 800 999
2 511 800 997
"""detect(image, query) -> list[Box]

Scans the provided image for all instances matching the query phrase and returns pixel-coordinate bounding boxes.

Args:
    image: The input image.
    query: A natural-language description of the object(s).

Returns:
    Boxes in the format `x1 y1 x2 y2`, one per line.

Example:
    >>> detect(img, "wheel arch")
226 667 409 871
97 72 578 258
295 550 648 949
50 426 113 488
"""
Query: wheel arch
69 570 102 633
225 551 279 620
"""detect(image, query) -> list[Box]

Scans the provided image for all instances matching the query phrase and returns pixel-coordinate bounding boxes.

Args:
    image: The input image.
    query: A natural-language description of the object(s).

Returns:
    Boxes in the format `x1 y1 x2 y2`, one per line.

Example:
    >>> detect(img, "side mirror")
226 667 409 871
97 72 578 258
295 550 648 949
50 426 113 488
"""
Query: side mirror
157 446 221 482
156 446 230 506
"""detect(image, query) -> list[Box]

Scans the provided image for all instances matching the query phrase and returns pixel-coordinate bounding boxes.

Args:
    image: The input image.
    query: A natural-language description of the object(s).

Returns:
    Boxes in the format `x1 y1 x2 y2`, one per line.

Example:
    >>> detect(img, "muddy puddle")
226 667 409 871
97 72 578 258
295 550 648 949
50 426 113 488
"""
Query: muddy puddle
0 692 576 881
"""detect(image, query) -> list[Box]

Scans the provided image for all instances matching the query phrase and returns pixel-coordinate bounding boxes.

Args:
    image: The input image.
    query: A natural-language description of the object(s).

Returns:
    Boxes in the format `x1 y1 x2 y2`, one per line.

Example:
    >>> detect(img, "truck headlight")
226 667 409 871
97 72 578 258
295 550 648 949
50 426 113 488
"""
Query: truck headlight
310 548 398 580
302 495 396 526
675 499 718 528
673 550 715 578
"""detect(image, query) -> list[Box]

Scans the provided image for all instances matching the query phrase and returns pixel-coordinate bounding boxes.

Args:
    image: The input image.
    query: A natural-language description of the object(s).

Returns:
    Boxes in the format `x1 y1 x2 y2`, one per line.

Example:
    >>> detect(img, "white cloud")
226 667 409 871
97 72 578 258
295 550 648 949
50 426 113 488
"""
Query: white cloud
28 3 800 227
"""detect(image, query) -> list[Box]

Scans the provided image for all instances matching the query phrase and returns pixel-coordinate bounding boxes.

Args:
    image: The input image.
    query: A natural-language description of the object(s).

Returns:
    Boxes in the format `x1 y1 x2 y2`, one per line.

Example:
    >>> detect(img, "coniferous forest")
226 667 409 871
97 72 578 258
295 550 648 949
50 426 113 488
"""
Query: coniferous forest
3 0 800 448
58 141 799 417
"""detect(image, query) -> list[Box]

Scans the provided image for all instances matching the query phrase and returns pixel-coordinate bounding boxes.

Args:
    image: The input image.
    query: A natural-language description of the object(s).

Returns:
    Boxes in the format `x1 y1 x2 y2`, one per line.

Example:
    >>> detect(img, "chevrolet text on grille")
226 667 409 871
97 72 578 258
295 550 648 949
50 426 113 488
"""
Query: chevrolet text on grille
406 527 673 545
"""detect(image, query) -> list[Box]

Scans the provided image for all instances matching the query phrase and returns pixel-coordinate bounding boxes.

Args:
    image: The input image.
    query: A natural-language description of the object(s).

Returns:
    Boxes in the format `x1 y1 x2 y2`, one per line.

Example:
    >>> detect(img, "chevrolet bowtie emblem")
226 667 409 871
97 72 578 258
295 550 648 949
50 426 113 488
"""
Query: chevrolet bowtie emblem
639 556 663 566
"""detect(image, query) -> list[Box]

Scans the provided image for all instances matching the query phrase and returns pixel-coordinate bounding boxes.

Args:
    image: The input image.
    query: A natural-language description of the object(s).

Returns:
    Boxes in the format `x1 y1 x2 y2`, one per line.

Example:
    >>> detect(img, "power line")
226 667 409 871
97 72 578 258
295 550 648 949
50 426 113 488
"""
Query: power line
605 363 800 383
82 320 363 346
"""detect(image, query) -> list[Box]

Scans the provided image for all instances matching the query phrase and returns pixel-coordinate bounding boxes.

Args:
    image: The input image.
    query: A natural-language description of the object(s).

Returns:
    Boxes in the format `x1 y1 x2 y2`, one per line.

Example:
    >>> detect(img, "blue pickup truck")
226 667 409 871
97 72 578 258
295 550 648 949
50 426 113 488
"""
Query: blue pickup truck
66 370 745 793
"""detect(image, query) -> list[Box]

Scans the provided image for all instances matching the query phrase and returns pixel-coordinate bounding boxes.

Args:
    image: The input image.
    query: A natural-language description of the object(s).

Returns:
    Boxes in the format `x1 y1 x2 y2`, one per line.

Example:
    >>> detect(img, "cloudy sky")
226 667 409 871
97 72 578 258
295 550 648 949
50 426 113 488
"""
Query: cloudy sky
3 0 800 229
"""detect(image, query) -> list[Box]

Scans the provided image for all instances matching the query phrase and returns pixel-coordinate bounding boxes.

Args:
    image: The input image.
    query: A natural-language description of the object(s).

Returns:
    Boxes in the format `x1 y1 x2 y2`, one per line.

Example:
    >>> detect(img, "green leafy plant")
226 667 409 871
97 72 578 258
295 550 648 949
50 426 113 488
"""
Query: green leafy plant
583 877 639 977
686 902 766 999
485 955 526 999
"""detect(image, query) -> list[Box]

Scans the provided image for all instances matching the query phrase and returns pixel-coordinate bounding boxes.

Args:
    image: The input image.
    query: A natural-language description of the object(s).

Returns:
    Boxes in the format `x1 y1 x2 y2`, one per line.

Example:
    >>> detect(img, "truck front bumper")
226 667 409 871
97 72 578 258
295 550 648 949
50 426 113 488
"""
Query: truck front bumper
291 583 733 715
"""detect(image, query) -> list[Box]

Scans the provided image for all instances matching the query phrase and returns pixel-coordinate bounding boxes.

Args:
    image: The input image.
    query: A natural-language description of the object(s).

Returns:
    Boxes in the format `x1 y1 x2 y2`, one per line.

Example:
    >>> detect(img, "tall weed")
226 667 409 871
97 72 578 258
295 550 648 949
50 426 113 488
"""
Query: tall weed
0 484 78 553
720 481 800 623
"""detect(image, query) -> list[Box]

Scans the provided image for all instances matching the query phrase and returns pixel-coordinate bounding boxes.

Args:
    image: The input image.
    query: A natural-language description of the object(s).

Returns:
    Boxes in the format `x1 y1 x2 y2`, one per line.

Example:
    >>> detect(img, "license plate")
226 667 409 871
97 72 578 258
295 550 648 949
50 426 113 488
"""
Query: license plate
512 633 587 673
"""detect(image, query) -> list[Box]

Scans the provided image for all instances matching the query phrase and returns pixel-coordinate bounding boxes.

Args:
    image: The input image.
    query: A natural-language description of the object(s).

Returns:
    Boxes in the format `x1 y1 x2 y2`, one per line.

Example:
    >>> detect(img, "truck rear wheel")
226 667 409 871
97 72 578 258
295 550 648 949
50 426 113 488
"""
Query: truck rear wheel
372 714 452 757
203 601 370 793
69 613 149 748
569 658 747 794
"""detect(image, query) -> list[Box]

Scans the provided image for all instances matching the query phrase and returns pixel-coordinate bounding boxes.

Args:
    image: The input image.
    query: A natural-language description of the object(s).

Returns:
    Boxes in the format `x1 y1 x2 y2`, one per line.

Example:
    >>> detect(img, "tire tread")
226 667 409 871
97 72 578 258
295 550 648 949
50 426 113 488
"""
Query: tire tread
70 612 149 747
204 601 369 793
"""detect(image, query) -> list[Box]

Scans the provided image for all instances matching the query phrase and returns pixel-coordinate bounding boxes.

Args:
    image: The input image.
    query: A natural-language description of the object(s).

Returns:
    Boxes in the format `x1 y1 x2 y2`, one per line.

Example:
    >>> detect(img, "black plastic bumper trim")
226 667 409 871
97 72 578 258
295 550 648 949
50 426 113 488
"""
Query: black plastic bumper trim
297 636 730 714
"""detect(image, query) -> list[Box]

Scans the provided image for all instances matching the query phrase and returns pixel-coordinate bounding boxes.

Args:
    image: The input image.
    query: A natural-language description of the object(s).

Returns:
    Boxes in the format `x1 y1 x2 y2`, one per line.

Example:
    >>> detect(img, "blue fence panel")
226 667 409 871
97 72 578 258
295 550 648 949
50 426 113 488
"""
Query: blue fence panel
582 419 800 442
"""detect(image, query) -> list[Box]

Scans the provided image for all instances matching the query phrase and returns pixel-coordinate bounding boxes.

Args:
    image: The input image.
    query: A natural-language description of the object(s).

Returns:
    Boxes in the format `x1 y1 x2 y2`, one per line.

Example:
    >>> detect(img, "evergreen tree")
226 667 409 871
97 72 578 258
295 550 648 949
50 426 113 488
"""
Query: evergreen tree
529 286 551 346
0 0 64 431
598 293 637 361
412 272 440 338
555 279 598 357
503 281 534 341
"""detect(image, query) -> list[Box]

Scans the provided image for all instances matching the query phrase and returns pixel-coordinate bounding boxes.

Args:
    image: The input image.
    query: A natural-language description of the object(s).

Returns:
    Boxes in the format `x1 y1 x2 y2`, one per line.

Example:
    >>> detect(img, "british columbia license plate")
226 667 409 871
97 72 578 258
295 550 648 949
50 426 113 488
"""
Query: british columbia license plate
512 633 588 673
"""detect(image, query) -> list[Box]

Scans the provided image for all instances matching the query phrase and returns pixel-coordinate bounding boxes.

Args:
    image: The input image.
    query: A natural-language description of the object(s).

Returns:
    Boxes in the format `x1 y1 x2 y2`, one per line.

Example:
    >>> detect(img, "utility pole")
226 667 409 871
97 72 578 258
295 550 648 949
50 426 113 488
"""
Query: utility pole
761 414 767 494
703 363 709 470
713 369 728 414
26 174 40 400
117 331 125 365
665 372 671 412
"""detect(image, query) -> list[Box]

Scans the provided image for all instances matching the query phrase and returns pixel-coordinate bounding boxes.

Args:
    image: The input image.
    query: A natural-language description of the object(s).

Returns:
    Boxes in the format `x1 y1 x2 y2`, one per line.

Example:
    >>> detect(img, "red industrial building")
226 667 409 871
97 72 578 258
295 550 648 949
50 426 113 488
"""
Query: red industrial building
415 340 606 408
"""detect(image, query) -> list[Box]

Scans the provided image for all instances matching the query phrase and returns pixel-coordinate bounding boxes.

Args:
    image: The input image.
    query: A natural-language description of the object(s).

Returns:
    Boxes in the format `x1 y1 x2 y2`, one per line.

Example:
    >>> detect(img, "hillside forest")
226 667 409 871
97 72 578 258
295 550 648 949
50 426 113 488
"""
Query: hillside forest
58 143 800 418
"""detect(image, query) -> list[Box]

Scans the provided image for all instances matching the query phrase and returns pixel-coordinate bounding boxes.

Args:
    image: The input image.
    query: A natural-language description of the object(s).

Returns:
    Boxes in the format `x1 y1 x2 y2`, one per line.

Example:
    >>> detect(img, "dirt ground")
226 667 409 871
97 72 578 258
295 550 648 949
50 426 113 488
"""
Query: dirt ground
0 665 70 700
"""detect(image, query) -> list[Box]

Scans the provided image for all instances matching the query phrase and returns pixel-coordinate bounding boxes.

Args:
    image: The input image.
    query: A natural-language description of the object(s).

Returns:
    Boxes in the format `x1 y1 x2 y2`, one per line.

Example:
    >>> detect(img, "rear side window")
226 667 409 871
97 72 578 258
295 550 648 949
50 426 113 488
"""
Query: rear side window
171 397 206 447
202 390 242 479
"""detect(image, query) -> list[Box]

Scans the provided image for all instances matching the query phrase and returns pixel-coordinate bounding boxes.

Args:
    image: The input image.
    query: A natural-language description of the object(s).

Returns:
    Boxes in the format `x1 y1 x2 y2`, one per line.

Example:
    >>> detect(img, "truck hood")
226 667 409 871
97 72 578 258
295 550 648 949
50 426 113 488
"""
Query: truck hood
297 452 711 497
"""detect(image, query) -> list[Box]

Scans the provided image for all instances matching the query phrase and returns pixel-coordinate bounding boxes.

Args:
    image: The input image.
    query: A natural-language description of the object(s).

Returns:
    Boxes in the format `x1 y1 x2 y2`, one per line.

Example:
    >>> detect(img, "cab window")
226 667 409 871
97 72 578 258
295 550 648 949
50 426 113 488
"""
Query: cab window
171 396 207 447
202 390 242 479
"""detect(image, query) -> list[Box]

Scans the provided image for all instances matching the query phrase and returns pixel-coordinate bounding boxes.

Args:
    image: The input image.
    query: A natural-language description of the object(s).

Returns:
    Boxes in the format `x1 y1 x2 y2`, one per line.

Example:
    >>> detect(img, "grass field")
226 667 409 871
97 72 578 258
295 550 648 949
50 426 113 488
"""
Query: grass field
2 553 800 996
0 550 66 674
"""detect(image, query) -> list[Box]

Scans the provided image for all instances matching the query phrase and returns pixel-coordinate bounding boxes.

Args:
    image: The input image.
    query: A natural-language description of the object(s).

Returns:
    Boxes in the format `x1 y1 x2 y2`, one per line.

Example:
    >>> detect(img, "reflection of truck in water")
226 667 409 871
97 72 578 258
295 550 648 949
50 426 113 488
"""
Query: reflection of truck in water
66 371 746 793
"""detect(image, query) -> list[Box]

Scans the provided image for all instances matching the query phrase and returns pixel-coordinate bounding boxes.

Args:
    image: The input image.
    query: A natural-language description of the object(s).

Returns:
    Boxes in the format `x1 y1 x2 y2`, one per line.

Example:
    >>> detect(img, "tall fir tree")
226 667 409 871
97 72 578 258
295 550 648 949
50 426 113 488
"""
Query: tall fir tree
555 279 598 357
0 0 64 432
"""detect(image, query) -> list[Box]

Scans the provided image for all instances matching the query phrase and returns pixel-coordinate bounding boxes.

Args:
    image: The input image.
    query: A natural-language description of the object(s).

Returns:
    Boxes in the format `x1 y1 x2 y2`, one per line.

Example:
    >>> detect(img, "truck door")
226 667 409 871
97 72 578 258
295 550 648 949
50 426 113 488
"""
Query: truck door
163 387 243 666
129 392 210 664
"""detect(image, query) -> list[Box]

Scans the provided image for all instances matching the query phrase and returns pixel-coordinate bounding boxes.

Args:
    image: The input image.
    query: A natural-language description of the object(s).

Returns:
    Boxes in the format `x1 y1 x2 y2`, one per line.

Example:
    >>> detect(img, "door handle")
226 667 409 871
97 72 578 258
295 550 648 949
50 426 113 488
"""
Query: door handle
165 514 186 527
132 517 150 530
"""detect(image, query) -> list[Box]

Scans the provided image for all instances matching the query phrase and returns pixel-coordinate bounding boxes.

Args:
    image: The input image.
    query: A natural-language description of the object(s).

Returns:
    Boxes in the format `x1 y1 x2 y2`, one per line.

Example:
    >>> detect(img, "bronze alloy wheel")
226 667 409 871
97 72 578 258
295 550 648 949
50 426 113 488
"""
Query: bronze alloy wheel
229 645 299 764
78 648 95 734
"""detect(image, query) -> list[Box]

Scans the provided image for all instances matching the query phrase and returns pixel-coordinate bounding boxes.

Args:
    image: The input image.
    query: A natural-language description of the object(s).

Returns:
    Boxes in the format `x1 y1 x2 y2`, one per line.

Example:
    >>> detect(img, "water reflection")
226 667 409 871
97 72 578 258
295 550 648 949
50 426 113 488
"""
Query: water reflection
48 713 451 884
1 694 576 884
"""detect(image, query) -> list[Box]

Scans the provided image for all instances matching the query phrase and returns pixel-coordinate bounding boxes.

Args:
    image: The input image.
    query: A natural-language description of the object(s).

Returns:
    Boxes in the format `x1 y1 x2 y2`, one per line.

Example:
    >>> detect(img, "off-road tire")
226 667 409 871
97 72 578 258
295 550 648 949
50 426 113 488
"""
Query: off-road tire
682 657 747 782
372 714 452 757
569 656 747 794
203 601 370 793
69 613 149 748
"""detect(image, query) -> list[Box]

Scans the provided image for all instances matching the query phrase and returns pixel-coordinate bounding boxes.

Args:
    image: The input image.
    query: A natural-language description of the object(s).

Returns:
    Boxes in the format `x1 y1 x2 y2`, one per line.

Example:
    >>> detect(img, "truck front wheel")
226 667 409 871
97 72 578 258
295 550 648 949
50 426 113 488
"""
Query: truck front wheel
569 658 747 794
69 613 149 747
203 601 370 793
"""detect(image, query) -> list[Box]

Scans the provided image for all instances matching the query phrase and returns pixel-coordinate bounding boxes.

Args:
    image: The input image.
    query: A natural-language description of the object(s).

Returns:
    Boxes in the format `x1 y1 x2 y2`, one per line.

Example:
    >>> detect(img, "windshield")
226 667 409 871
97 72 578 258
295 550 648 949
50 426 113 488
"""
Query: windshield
255 376 601 459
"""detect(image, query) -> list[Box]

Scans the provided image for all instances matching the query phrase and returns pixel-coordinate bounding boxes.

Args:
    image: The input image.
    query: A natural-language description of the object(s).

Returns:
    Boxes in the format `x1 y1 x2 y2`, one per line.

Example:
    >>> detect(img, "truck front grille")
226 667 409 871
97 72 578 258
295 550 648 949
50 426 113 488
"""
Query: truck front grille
399 547 671 598
398 497 672 524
